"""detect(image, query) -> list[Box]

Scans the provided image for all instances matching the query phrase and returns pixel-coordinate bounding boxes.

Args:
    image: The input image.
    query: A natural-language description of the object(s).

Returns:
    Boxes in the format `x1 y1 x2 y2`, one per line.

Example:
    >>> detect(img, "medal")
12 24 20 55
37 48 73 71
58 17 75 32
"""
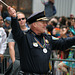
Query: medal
45 39 49 44
33 43 38 47
32 33 48 53
43 48 47 53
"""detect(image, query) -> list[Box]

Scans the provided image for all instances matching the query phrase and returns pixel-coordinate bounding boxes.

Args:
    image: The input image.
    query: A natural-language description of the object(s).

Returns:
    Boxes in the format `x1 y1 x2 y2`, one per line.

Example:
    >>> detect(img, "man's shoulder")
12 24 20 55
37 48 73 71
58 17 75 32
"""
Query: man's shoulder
44 33 52 37
23 29 30 35
44 33 59 40
43 33 52 40
7 31 15 42
51 36 59 40
0 27 4 31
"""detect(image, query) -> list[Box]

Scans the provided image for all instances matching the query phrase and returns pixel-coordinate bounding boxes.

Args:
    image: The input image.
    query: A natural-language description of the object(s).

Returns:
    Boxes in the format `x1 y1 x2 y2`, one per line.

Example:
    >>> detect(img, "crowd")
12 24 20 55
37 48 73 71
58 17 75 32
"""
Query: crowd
46 14 75 75
0 0 75 75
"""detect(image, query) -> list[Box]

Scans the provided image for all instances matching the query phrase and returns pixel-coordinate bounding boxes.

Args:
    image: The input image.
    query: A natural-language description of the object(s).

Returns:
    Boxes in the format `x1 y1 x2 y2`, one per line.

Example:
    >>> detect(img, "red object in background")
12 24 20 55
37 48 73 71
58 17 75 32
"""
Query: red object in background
70 14 74 18
61 51 64 59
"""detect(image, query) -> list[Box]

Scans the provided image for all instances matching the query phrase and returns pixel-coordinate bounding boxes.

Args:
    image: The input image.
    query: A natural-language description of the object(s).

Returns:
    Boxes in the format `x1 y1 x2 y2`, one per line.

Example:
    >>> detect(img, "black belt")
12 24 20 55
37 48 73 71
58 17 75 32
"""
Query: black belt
23 73 50 75
18 70 52 75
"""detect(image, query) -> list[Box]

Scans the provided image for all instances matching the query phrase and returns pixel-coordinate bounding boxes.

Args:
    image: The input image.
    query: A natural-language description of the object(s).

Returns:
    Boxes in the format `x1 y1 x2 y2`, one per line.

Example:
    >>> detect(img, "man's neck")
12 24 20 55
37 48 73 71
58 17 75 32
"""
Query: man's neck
21 26 27 31
31 27 42 35
32 30 41 35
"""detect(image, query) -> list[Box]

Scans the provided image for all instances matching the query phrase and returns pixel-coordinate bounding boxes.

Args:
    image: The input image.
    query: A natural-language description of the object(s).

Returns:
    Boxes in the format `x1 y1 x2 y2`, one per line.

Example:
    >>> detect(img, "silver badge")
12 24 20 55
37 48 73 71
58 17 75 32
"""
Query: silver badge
33 43 38 47
45 39 49 44
43 48 47 53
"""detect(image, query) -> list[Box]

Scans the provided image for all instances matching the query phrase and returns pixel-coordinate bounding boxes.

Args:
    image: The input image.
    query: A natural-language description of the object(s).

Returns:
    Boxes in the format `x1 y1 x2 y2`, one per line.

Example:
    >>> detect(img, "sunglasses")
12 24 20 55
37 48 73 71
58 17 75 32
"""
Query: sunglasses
18 18 25 21
0 19 3 21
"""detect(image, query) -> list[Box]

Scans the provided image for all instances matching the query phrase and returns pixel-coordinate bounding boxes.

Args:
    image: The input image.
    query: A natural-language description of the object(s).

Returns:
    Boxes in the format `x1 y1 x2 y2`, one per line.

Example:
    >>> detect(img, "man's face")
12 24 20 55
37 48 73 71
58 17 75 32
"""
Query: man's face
35 21 47 34
17 13 26 27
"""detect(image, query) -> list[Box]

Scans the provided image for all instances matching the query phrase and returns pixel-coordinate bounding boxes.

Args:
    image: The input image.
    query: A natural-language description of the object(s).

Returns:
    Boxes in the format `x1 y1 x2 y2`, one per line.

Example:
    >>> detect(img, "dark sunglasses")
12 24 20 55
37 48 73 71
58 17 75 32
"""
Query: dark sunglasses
0 19 3 21
18 18 25 21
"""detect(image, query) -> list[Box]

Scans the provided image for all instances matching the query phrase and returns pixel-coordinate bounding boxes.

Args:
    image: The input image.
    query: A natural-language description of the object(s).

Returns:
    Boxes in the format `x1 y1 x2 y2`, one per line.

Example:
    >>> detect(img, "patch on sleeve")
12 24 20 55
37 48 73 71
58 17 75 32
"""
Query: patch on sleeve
52 36 59 40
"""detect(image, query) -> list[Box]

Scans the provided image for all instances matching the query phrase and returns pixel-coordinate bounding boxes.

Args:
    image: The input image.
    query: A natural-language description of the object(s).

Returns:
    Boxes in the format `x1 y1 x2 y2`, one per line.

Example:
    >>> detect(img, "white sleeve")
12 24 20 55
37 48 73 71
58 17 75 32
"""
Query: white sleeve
0 28 7 54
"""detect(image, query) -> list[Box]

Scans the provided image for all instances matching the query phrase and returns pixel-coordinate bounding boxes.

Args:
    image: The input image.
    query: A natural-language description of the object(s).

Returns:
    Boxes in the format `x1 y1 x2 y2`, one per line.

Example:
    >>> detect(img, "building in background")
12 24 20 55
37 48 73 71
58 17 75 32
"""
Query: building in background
1 0 32 18
1 0 75 18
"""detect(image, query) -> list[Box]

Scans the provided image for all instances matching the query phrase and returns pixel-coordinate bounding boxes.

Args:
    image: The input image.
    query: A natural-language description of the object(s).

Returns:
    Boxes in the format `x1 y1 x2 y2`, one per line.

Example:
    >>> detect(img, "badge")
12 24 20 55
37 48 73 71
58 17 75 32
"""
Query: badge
33 42 38 47
43 48 47 53
45 39 49 44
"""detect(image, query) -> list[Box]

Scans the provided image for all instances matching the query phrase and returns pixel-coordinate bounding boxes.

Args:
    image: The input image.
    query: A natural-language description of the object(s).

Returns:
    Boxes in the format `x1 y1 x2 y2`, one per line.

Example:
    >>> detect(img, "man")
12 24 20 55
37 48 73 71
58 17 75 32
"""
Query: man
3 17 11 37
7 6 75 75
7 12 29 75
41 0 56 17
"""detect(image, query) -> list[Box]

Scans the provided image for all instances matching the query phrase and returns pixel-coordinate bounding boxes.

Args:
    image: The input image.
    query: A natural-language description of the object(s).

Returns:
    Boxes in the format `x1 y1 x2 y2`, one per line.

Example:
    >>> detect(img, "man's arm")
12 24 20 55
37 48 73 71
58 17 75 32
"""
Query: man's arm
7 6 16 17
52 36 75 50
7 32 16 63
0 28 7 54
49 0 54 4
7 6 24 41
8 42 15 63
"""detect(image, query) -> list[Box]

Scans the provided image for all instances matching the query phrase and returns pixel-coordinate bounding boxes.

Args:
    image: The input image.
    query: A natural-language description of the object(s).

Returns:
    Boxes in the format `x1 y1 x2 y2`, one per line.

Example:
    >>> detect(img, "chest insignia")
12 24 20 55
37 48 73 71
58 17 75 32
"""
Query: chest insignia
33 42 38 47
43 48 48 53
45 39 49 44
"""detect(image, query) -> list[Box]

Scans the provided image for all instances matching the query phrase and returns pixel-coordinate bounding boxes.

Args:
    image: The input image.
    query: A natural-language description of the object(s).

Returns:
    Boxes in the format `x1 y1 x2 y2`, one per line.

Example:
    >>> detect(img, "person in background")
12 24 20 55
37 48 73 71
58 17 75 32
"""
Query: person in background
58 25 68 38
0 16 7 73
0 4 3 16
57 31 75 75
7 11 29 75
48 17 58 28
41 0 56 17
46 25 53 35
52 28 60 37
47 17 58 37
3 17 11 37
70 14 74 21
7 6 75 75
0 16 4 27
0 4 9 20
53 50 61 75
69 19 75 35
58 25 69 65
58 16 67 25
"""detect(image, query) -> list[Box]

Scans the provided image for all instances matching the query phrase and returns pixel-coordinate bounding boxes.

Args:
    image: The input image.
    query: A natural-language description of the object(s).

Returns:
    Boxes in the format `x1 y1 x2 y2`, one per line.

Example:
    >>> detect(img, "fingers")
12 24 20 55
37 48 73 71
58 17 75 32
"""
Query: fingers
7 6 16 17
49 0 54 4
7 6 10 10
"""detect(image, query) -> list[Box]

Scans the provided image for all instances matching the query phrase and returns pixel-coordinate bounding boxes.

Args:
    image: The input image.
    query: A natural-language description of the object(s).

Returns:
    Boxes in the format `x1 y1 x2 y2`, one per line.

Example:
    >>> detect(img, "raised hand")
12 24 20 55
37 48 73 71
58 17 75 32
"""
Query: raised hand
49 0 54 4
7 6 16 17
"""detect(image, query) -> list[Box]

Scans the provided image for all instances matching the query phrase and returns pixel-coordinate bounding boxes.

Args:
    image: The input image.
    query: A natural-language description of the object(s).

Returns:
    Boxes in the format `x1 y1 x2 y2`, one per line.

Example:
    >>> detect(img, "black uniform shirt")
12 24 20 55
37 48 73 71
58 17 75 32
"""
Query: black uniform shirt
11 17 75 74
17 30 52 74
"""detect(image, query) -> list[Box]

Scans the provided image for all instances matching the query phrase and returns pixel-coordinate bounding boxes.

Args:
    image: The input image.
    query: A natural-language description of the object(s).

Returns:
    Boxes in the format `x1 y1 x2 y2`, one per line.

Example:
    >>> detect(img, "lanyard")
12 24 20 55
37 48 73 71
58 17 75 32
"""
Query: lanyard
32 32 46 48
34 36 46 48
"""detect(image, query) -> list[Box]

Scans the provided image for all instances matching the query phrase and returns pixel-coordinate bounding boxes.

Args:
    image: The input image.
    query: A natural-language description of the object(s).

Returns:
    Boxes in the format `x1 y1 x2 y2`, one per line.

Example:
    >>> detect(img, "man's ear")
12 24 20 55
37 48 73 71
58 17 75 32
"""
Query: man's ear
33 22 37 28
